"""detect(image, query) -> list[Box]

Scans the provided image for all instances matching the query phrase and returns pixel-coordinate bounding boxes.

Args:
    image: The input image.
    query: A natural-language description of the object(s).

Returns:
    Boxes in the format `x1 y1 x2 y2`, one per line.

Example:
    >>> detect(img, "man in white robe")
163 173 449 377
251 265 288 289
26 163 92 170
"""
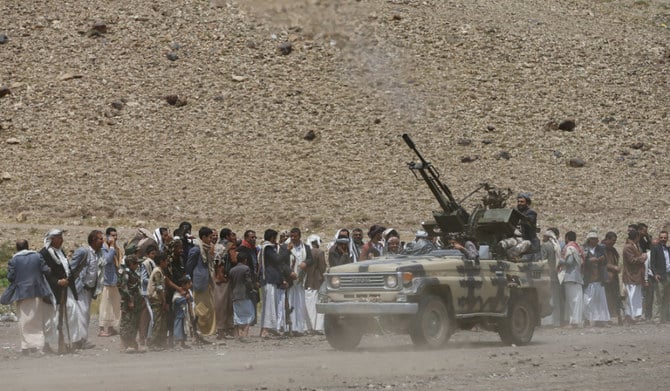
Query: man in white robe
40 229 81 351
582 232 610 326
0 240 55 354
305 235 326 333
279 228 313 335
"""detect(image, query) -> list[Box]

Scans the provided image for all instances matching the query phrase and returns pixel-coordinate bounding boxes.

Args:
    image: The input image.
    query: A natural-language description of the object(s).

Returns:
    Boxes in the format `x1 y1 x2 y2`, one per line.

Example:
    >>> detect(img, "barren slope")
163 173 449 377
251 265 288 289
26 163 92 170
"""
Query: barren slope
1 0 669 244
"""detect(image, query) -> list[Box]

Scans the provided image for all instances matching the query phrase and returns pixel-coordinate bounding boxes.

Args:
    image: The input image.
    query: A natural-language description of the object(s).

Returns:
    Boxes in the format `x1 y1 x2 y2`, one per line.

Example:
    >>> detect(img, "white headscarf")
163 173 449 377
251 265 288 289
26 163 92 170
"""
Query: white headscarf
154 228 164 251
44 229 70 276
544 230 562 263
328 228 357 262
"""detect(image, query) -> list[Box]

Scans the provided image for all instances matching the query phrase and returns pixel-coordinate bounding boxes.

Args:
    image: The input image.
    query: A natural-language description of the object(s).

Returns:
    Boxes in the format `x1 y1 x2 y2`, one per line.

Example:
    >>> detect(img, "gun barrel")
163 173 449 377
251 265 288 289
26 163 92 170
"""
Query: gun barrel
402 133 415 150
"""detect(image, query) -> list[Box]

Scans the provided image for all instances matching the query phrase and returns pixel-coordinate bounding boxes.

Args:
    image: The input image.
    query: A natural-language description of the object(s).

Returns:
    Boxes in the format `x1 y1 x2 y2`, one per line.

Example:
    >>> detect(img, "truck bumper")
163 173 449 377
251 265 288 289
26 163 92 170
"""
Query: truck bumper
316 302 419 315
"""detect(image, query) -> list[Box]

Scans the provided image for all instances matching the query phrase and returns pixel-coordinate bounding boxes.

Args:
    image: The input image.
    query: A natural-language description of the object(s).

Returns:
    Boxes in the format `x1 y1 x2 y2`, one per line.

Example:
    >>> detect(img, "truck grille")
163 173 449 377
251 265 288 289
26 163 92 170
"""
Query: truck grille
338 274 387 289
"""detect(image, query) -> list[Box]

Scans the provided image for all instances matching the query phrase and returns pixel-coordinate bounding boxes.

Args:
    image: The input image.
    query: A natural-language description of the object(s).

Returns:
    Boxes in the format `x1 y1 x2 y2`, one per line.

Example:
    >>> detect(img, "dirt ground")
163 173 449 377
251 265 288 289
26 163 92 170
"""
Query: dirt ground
1 316 668 390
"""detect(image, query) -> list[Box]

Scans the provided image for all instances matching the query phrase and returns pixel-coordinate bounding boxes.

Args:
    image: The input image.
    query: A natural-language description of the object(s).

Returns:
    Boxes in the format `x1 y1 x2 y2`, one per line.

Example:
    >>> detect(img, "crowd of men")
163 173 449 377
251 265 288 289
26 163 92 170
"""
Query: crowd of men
543 222 670 328
0 222 413 354
2 195 670 355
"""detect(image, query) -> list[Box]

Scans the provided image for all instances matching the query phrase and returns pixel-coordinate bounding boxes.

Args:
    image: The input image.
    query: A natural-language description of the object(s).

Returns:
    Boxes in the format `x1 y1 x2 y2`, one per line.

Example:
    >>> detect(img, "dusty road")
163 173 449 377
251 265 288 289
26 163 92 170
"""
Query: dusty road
1 318 668 390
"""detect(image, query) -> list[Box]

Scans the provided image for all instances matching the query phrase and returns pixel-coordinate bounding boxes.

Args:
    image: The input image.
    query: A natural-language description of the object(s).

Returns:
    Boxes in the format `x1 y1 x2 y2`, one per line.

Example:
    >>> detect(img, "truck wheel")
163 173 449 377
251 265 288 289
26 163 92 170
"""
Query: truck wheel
498 296 536 345
324 314 362 351
409 294 452 348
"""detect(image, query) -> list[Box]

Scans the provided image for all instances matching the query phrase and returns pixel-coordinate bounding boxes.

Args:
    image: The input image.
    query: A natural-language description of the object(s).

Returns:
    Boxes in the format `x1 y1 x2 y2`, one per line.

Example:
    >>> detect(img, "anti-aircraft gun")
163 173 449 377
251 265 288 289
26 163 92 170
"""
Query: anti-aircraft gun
402 133 525 259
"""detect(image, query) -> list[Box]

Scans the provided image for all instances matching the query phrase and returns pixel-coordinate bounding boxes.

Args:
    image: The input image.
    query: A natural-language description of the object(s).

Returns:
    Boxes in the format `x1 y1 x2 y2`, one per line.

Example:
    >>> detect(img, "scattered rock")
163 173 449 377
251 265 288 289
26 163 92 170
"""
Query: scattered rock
552 150 563 158
391 14 403 21
86 29 104 38
496 151 511 160
170 42 181 50
373 118 381 124
278 42 293 55
246 40 257 49
244 363 253 370
0 86 10 97
0 33 8 44
92 21 107 34
59 73 83 81
486 125 495 131
457 138 472 146
602 116 616 124
166 52 179 61
544 121 559 131
482 139 492 145
630 142 644 150
6 137 20 144
303 130 316 141
111 100 125 110
558 119 576 131
165 95 187 107
231 75 247 82
568 158 586 168
1 172 11 180
460 155 479 163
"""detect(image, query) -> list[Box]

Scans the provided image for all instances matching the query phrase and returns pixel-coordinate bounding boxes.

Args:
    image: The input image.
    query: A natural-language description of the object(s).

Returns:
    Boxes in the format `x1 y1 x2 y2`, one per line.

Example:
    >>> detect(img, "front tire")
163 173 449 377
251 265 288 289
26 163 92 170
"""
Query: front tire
498 295 536 345
409 294 453 348
324 314 363 351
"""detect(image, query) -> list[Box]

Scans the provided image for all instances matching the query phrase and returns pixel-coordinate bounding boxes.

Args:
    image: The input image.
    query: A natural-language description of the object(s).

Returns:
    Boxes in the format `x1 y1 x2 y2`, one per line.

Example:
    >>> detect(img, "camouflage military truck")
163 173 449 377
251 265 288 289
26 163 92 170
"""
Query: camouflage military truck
316 134 552 350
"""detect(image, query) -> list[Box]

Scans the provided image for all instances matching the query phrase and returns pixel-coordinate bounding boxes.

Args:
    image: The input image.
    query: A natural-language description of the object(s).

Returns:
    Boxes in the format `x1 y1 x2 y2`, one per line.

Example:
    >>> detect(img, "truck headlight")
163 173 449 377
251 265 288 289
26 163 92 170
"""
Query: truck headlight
329 276 341 289
385 275 398 289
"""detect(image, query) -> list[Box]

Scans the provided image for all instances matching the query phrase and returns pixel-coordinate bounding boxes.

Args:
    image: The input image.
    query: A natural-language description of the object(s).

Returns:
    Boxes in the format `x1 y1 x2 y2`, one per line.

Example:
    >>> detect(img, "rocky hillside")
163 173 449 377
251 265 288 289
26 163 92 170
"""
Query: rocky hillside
1 0 669 245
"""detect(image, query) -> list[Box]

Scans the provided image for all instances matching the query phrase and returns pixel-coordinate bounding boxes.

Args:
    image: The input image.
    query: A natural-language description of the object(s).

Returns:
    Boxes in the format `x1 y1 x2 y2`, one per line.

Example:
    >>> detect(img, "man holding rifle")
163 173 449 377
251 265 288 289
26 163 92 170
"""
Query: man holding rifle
40 229 81 353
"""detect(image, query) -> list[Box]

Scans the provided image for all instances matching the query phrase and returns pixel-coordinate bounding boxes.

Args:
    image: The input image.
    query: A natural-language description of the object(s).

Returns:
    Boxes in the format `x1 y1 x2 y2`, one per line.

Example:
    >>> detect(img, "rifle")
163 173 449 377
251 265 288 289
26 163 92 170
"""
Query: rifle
402 133 470 234
284 286 293 337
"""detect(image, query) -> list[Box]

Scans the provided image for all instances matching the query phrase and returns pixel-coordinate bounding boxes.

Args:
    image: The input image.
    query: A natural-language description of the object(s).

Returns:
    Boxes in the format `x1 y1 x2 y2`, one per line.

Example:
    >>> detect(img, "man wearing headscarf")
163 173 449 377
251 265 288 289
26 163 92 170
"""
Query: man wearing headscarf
559 231 584 327
187 227 217 337
328 229 356 264
582 232 610 326
305 235 326 333
278 228 313 335
40 229 81 349
541 229 563 327
259 229 285 338
404 230 436 255
154 227 172 254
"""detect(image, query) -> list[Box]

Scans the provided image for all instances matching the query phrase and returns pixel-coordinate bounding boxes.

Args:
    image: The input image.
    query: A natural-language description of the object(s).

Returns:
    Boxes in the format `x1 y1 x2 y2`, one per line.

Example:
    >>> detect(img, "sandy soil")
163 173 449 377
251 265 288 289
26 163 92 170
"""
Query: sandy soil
0 316 668 390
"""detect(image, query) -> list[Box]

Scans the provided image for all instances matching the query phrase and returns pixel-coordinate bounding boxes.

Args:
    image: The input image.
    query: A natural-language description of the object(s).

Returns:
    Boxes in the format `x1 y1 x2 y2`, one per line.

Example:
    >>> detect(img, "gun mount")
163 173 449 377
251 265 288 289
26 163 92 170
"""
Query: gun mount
402 133 524 259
